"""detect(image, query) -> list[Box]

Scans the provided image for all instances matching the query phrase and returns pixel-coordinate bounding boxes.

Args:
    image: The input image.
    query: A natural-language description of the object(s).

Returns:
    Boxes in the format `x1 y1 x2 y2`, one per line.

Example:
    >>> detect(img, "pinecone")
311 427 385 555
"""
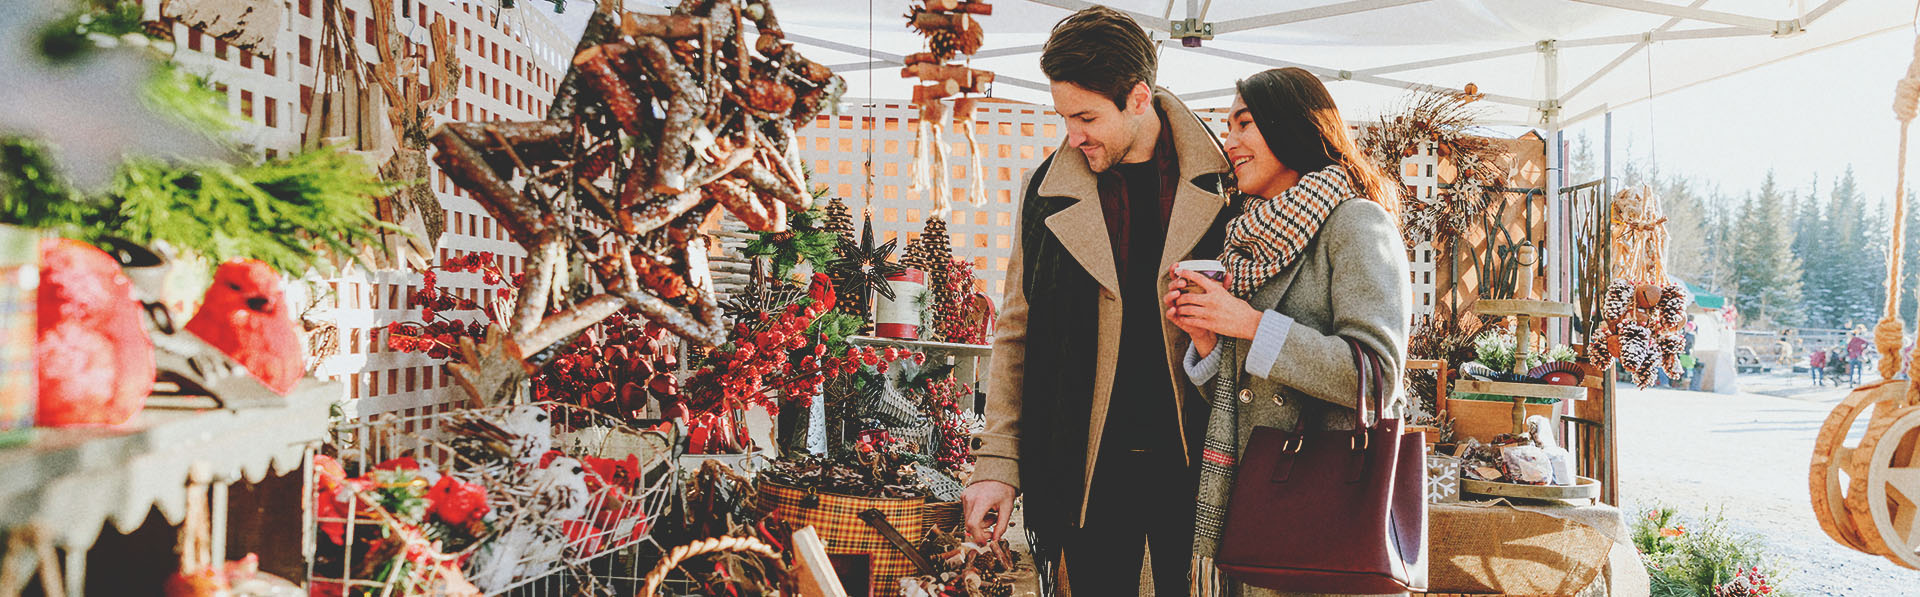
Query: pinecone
1655 332 1687 378
1602 279 1634 322
929 30 960 62
1657 284 1689 330
1586 325 1617 365
823 197 861 313
1618 322 1658 387
823 196 855 249
901 233 934 273
918 217 961 340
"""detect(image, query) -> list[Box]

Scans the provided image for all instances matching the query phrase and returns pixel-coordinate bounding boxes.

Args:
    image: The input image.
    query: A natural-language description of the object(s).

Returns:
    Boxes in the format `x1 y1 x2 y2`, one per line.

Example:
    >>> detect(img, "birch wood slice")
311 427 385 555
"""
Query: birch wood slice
1811 381 1903 552
1859 404 1920 569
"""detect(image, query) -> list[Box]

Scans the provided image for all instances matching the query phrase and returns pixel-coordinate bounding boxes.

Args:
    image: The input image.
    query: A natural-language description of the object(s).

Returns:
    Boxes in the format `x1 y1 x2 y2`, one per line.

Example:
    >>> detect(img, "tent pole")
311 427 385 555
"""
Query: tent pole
1547 125 1565 342
1542 39 1565 344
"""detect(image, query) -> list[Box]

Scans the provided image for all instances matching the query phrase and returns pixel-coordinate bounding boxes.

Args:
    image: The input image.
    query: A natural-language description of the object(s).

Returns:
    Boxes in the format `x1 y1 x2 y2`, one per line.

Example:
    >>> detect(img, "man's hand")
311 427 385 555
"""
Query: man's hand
962 480 1016 543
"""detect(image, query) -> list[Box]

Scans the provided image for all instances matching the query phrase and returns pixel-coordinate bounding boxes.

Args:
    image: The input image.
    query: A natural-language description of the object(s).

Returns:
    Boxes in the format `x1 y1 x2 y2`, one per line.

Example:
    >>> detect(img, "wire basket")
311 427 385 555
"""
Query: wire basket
311 401 680 596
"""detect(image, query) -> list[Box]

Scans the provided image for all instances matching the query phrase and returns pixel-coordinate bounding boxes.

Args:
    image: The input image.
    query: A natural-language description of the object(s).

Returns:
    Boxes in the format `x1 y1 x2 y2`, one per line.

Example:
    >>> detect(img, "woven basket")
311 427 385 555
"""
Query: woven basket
921 500 963 542
758 480 925 596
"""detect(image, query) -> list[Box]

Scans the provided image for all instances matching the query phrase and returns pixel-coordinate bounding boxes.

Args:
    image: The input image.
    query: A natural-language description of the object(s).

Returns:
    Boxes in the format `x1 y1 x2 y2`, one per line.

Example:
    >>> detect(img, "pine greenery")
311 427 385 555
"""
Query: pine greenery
0 31 396 275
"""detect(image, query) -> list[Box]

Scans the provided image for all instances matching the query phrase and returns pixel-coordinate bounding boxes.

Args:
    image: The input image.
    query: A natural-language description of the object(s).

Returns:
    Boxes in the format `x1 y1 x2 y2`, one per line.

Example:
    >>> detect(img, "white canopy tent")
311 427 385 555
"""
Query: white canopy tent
755 0 1912 309
776 0 1912 130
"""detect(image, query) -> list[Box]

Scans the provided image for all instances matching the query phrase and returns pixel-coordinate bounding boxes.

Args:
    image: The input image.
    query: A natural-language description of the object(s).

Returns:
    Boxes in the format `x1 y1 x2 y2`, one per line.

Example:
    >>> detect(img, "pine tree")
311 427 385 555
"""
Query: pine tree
1569 133 1599 184
1795 186 1838 327
1827 168 1883 329
1661 174 1712 286
1732 172 1804 328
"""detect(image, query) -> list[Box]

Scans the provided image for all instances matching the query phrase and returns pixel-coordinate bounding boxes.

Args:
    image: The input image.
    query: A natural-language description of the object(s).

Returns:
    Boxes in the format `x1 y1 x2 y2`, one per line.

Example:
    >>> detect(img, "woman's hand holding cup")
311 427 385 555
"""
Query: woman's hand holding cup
1167 260 1229 356
1167 262 1264 344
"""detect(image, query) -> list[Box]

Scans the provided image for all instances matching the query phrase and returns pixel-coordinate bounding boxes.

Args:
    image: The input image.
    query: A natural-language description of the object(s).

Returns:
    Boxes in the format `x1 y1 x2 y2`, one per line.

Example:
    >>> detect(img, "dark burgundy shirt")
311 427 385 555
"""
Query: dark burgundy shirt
1096 111 1185 453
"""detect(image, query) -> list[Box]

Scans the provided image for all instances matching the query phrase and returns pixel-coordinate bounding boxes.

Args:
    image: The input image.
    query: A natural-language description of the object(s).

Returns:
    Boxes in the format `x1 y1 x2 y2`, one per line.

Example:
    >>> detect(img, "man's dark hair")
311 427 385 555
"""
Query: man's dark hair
1040 6 1156 109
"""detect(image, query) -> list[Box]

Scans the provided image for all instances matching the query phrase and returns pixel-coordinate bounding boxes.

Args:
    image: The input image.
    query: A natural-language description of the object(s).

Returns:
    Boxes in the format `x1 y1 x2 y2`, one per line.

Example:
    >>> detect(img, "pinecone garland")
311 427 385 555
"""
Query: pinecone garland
1603 279 1634 322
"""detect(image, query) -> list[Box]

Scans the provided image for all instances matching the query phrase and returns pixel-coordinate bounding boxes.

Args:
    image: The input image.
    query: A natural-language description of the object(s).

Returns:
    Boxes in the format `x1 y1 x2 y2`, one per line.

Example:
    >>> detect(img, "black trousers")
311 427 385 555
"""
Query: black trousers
1061 445 1199 596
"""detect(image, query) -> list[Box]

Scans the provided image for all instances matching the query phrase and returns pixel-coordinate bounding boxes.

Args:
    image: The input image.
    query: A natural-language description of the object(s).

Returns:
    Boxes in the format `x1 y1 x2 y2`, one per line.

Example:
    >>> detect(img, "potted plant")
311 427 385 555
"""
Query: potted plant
1446 331 1579 442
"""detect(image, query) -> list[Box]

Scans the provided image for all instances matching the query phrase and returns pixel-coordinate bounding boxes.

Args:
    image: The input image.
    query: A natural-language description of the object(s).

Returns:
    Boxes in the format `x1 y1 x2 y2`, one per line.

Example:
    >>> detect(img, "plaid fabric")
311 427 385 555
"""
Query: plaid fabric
1190 338 1239 597
1222 166 1354 297
759 481 925 596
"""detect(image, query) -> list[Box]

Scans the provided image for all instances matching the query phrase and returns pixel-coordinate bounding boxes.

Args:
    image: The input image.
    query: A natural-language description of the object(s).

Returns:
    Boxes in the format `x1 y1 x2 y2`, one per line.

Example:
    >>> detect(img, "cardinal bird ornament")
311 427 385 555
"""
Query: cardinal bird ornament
184 260 304 395
35 238 153 426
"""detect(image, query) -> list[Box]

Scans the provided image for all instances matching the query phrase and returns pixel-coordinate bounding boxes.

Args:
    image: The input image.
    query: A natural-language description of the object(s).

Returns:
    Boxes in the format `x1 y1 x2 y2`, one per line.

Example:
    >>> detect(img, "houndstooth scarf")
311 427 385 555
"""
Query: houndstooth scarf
1193 165 1354 597
1221 166 1356 297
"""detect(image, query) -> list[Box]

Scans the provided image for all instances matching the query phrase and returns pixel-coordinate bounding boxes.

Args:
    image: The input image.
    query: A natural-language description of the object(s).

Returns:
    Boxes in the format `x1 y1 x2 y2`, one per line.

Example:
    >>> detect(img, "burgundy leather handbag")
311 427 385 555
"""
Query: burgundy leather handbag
1215 338 1428 594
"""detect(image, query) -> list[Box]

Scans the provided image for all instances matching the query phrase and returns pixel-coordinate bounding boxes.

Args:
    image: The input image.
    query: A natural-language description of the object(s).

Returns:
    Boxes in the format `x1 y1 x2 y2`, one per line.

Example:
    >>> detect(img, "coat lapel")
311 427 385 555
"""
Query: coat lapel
1037 141 1119 294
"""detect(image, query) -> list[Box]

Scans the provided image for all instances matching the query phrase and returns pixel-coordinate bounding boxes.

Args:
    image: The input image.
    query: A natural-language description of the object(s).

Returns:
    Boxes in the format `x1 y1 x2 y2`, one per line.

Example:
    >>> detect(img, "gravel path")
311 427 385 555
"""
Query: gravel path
1617 374 1918 596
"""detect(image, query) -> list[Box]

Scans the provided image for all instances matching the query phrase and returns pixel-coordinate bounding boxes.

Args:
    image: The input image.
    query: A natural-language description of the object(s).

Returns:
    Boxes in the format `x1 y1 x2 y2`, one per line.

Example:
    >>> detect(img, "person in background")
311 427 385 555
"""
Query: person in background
1683 323 1703 391
1828 346 1849 387
1848 325 1870 385
1810 345 1828 387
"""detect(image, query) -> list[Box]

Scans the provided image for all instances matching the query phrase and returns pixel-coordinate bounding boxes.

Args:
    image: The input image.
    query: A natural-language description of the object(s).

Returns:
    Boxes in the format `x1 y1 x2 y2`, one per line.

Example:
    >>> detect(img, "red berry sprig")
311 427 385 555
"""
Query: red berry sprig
385 252 518 361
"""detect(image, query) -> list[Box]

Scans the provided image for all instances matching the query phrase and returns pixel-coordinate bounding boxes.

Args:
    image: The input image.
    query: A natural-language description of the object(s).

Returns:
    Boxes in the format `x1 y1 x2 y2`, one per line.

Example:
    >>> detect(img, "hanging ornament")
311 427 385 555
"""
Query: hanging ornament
902 1 995 217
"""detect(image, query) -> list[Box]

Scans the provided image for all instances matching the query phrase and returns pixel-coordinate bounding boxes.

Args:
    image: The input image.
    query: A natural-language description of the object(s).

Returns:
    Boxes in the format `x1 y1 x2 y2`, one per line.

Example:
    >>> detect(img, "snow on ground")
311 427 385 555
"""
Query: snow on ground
1617 371 1919 595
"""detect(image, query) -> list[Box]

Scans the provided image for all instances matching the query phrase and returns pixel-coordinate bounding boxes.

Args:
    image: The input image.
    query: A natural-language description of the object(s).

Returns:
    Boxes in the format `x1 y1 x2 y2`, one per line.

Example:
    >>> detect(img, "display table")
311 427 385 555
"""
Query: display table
1420 500 1649 597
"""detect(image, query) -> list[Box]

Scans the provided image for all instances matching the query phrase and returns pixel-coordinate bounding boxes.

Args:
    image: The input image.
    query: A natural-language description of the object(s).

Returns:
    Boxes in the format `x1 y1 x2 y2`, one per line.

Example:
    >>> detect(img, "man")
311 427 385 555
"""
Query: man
1848 326 1870 385
960 7 1236 595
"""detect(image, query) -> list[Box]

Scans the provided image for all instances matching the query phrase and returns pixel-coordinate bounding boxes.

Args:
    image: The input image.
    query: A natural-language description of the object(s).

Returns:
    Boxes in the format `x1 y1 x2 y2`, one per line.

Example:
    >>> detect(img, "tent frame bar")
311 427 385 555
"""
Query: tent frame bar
1568 0 1795 34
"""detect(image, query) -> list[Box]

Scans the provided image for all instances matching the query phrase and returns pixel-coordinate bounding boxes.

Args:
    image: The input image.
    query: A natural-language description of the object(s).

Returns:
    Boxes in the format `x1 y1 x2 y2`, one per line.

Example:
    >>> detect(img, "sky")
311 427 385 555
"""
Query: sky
544 1 1920 212
1562 23 1917 208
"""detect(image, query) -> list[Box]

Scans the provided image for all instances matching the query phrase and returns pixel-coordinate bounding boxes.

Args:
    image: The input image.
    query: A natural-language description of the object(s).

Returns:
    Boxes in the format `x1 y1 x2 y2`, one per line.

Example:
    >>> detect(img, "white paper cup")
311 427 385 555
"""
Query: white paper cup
1174 259 1226 293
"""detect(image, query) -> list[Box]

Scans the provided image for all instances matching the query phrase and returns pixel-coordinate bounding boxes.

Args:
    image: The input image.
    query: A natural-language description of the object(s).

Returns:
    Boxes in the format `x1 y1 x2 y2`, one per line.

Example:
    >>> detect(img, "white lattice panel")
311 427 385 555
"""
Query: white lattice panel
796 105 1442 313
175 0 572 420
1410 241 1437 317
796 101 1062 302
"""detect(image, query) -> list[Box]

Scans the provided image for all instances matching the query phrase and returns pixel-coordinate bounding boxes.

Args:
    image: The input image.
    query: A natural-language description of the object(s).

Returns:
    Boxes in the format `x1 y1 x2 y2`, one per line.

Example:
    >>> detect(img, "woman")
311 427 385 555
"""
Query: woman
1164 67 1412 597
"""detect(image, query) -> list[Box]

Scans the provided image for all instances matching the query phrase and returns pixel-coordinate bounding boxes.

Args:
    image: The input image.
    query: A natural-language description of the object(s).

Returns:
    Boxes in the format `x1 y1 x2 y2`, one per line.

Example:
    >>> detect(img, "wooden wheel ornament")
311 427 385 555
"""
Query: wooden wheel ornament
1810 34 1920 564
1810 380 1905 552
1853 402 1920 569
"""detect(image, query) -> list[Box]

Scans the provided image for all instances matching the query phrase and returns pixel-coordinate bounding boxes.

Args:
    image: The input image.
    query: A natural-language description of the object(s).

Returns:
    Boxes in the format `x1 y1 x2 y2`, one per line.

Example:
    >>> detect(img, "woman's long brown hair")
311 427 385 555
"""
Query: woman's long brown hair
1236 67 1400 216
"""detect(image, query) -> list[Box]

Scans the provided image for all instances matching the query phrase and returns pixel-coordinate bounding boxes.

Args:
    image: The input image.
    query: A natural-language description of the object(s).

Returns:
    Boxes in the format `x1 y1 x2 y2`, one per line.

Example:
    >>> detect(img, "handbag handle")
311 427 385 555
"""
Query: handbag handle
1345 337 1393 430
